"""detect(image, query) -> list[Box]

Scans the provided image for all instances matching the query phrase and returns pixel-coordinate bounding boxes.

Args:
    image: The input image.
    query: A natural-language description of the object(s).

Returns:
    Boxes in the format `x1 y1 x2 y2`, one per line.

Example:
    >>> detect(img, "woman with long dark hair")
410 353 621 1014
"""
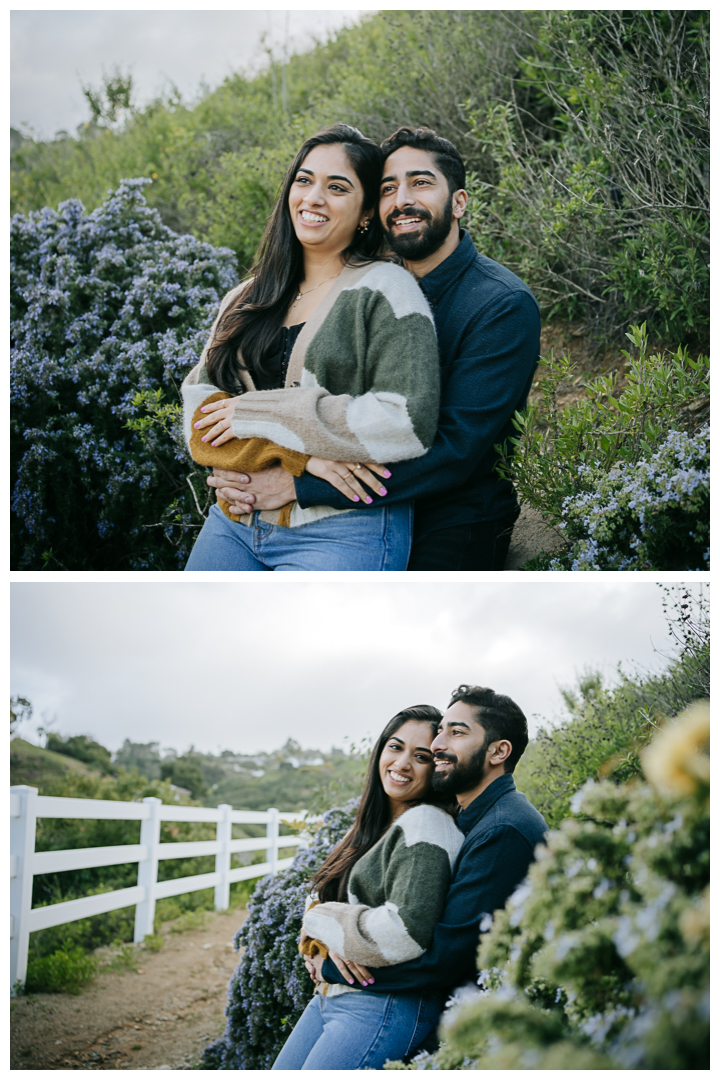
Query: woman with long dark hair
271 705 463 1070
182 124 440 571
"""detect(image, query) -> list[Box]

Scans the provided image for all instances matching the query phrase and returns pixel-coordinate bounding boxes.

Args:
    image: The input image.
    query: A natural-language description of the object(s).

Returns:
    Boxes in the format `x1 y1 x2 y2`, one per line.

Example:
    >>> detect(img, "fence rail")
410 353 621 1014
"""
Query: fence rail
10 785 315 993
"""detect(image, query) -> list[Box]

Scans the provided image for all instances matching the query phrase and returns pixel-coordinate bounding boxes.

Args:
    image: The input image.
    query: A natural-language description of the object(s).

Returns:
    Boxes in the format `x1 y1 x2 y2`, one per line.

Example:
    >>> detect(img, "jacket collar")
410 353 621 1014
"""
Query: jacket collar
455 772 516 836
416 229 477 305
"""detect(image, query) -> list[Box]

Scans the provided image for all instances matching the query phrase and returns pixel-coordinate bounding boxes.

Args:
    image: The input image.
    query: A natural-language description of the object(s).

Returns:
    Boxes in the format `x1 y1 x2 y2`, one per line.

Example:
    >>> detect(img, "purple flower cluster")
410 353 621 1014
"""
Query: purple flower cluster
202 801 358 1071
548 426 709 571
11 178 238 569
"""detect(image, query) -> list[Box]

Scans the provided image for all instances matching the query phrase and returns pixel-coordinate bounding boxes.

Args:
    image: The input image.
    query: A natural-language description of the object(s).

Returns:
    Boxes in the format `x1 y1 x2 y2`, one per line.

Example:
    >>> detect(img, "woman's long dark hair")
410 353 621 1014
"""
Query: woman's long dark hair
311 705 457 903
206 124 386 393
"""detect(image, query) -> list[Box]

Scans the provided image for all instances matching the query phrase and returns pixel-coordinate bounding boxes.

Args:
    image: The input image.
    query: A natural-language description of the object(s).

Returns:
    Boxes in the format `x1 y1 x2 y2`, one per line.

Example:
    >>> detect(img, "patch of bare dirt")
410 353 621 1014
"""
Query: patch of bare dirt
10 906 247 1070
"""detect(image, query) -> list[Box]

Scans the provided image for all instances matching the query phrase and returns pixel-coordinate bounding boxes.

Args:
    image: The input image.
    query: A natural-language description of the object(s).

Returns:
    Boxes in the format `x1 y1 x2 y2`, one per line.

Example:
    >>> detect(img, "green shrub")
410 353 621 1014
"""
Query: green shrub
466 10 709 344
25 945 97 995
45 733 114 774
141 933 164 953
497 324 709 531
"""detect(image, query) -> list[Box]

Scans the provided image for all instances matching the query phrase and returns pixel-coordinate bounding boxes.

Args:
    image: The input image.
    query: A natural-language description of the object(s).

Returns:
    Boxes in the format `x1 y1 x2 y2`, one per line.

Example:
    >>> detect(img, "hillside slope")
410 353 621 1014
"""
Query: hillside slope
11 738 101 791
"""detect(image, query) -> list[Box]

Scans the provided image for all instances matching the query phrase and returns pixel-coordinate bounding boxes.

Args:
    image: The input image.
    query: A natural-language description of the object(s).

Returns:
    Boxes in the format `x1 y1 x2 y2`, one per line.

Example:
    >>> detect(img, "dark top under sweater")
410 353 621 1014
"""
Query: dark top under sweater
295 232 540 539
250 322 305 391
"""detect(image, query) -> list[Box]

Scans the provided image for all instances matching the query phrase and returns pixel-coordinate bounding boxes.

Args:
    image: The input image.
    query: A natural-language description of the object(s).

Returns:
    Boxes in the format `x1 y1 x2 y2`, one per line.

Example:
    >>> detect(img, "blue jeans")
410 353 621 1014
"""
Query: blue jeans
184 502 413 571
271 990 442 1070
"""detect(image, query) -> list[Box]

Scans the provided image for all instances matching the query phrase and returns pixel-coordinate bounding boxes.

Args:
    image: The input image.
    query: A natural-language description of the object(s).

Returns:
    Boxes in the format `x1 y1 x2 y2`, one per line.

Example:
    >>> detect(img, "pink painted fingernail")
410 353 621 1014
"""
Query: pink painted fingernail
194 422 200 428
211 441 217 446
201 436 207 442
366 497 373 504
368 978 375 984
353 495 360 502
348 979 354 985
384 470 392 477
379 487 387 496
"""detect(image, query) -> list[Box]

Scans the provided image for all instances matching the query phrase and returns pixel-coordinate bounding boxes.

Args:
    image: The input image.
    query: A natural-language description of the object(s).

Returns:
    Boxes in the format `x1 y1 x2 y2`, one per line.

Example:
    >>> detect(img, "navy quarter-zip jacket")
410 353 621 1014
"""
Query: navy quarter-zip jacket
320 773 548 996
295 232 541 541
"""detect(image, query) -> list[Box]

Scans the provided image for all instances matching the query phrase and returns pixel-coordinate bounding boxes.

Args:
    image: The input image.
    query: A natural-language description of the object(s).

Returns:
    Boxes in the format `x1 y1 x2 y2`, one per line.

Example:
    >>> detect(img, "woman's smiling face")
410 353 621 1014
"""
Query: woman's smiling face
378 719 435 817
287 143 369 254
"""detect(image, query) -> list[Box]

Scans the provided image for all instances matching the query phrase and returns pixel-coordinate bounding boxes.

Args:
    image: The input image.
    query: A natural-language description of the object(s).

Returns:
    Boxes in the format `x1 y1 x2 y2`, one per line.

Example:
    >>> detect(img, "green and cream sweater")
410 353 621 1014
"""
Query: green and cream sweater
303 803 463 998
181 260 440 527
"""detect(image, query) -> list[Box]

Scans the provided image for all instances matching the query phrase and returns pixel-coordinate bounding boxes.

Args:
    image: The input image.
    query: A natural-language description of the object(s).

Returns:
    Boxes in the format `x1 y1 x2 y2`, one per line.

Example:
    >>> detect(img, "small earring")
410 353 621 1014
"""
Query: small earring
358 220 370 235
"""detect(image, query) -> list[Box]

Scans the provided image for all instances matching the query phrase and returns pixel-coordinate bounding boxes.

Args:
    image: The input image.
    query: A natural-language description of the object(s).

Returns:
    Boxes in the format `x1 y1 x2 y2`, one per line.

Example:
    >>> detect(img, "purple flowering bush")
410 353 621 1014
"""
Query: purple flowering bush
201 800 358 1071
11 178 238 569
547 426 709 571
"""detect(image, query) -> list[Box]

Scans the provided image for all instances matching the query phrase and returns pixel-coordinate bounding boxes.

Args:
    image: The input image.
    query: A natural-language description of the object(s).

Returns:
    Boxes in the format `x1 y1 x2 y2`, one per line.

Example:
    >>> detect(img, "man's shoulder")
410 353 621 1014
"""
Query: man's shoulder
444 235 539 316
464 788 548 848
464 251 538 311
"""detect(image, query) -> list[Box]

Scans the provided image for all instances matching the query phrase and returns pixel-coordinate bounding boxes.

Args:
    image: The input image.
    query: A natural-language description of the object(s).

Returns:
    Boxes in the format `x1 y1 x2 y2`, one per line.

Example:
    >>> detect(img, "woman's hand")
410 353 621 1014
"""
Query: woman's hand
327 949 374 987
193 396 243 447
306 458 391 505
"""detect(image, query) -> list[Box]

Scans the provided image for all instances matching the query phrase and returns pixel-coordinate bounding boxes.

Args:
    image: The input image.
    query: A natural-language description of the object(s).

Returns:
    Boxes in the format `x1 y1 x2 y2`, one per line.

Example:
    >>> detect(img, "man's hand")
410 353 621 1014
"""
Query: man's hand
207 466 295 513
303 953 325 983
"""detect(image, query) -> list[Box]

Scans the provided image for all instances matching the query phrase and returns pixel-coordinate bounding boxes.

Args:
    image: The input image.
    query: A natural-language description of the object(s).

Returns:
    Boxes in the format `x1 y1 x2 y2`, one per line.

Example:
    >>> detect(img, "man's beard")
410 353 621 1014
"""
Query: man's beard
384 194 454 260
431 741 488 796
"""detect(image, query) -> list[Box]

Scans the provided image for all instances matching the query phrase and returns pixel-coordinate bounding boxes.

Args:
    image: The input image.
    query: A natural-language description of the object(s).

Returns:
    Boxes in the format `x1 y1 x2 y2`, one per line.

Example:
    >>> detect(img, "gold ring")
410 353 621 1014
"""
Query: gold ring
353 463 363 472
341 472 352 480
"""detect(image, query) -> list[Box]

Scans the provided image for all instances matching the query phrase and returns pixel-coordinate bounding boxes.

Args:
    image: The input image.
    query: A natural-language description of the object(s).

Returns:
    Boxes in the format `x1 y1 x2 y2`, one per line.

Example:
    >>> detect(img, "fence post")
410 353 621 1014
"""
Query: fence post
266 807 279 875
10 786 38 993
134 797 161 943
214 804 232 911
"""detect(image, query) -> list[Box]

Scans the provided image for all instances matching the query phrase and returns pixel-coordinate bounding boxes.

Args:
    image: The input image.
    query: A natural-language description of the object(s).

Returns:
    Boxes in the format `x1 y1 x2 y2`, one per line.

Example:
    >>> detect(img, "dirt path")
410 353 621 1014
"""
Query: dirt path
10 907 247 1070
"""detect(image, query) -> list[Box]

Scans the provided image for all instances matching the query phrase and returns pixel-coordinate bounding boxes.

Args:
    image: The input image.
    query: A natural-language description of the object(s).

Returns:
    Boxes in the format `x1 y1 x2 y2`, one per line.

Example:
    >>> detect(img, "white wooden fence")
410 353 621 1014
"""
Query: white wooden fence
10 785 315 993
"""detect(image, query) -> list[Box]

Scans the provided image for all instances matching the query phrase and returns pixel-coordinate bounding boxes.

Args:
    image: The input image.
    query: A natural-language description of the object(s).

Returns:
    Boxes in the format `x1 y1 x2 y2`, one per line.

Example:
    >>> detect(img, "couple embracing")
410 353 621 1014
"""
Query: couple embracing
183 123 540 571
270 684 547 1070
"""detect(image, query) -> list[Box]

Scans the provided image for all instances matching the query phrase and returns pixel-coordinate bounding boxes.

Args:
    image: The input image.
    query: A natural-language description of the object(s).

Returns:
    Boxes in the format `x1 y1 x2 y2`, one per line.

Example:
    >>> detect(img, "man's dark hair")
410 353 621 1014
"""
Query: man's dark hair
448 684 529 773
380 126 466 194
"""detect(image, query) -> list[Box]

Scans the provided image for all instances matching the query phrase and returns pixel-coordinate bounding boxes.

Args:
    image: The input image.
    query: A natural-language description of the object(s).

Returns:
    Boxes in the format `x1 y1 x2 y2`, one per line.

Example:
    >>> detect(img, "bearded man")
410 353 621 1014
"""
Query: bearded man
212 128 541 570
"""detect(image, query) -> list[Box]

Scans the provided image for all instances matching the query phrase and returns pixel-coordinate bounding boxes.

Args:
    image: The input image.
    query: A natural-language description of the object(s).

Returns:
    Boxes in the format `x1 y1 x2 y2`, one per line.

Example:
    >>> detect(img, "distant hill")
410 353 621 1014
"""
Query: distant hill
10 735 365 812
10 737 102 791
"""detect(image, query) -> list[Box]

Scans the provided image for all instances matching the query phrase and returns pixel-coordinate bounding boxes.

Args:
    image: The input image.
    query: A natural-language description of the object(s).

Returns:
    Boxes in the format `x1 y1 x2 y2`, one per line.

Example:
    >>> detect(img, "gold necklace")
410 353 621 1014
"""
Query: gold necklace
292 271 341 304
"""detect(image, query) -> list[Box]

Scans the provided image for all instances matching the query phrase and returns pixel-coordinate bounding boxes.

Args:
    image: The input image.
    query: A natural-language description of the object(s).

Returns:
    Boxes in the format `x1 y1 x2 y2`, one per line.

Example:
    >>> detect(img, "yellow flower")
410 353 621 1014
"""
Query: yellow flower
641 700 710 798
679 885 709 947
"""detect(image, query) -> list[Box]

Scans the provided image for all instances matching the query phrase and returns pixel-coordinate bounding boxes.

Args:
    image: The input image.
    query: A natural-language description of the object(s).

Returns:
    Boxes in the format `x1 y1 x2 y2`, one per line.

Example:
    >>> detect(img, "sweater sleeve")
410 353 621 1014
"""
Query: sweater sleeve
302 812 459 968
187 393 309 477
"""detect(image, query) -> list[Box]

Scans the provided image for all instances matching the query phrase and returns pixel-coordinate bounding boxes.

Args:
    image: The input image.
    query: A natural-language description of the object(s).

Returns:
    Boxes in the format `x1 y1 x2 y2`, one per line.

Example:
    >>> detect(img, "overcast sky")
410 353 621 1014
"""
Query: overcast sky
11 8 368 140
11 581 694 758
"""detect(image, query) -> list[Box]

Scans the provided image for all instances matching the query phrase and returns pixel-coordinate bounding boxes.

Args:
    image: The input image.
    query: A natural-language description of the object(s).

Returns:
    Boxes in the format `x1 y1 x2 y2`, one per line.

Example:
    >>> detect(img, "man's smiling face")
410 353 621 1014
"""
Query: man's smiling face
430 700 490 796
379 146 456 260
